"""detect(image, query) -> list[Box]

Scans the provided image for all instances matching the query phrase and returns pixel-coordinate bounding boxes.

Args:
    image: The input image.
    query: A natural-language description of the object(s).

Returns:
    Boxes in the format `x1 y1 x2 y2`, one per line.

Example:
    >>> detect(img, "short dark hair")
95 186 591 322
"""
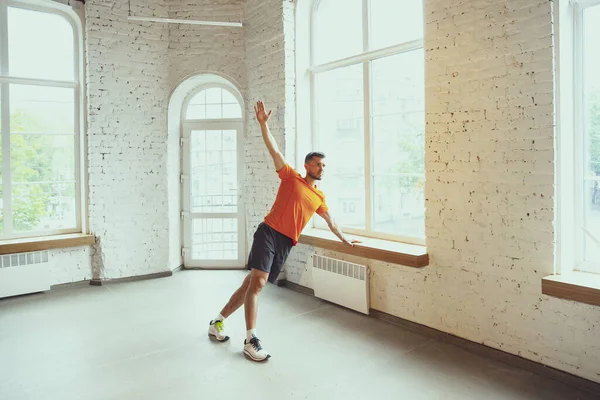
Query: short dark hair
305 151 325 164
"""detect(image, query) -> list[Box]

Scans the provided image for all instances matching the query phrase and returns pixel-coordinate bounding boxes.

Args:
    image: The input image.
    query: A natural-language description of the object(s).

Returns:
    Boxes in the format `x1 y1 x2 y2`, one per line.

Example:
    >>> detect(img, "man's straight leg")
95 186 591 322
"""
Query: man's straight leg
243 268 271 361
244 268 269 331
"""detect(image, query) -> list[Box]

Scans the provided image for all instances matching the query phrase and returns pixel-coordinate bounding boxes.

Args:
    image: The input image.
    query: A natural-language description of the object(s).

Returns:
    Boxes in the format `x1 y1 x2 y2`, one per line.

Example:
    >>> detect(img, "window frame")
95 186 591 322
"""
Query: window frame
180 81 246 268
0 0 86 240
308 0 425 245
575 0 600 273
557 0 600 275
181 83 245 123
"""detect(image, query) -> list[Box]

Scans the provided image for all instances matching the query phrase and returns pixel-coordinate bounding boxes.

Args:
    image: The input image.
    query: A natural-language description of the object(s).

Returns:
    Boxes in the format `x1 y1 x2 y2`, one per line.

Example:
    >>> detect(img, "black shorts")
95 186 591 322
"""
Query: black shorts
246 222 294 283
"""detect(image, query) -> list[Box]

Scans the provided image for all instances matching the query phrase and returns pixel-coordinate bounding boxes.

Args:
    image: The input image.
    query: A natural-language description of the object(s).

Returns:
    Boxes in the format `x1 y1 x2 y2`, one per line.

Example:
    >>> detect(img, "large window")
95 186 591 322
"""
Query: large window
571 0 600 274
310 0 425 243
0 1 83 239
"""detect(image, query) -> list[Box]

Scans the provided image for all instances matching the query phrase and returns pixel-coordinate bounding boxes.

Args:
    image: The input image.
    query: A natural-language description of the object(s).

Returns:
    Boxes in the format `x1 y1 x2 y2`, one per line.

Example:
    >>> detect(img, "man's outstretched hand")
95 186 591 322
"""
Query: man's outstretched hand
254 100 272 124
343 239 361 247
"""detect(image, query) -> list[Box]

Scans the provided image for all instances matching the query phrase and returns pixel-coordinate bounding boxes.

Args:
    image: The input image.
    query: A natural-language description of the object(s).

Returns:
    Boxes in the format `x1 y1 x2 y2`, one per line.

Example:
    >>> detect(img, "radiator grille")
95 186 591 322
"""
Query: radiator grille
312 254 366 281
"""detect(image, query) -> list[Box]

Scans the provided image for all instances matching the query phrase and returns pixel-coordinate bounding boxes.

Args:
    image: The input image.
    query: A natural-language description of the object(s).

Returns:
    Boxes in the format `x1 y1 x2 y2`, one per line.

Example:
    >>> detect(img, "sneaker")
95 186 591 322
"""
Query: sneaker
243 336 271 362
208 320 229 342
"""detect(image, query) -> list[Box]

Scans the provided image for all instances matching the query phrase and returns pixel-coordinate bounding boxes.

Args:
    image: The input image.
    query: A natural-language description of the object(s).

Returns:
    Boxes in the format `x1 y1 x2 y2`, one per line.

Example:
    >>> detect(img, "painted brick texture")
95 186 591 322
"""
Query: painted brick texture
85 0 170 279
44 0 600 384
243 0 295 257
167 0 246 90
282 0 600 383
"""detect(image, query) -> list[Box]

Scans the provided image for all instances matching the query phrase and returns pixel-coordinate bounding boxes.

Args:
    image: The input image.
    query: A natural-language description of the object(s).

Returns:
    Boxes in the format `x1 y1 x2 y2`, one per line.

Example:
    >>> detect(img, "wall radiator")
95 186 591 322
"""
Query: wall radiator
0 251 51 299
311 254 370 314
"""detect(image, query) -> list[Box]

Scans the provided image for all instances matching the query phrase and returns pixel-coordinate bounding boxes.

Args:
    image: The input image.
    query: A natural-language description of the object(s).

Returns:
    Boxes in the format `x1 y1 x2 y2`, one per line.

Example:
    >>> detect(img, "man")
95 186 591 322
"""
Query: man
208 100 359 362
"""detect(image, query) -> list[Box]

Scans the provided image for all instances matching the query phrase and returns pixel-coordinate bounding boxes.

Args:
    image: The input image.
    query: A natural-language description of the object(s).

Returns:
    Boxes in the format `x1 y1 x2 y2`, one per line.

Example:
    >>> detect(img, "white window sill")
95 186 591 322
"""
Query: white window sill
298 228 429 268
0 233 96 255
542 271 600 307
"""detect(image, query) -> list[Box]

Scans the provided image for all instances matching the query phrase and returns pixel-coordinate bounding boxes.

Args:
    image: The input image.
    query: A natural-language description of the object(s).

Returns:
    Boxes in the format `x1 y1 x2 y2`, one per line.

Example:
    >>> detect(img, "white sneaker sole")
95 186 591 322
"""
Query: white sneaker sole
243 349 271 362
208 332 229 342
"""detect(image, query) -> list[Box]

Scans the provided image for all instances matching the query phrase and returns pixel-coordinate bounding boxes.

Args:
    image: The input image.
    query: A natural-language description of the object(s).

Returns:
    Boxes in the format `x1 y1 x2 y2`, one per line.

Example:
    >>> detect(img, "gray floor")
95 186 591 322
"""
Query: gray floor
0 270 597 400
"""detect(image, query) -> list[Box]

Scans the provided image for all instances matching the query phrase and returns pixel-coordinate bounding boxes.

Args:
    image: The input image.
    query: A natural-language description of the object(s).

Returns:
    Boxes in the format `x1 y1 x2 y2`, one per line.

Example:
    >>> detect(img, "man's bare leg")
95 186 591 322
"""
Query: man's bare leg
242 268 270 361
208 272 251 342
244 268 268 331
219 272 251 318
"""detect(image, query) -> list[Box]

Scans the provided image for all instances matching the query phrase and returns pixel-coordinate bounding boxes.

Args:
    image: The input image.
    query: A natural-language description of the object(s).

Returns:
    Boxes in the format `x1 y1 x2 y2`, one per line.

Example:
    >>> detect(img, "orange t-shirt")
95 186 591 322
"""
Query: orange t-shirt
263 164 328 245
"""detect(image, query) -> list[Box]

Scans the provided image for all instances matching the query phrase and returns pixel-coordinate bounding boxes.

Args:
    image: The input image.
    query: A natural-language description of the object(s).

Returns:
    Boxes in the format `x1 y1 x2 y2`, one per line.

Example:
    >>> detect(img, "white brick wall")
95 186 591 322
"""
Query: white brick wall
49 247 93 285
41 0 599 383
31 0 92 286
165 1 248 271
82 0 250 280
86 0 171 279
282 0 600 384
167 0 246 90
243 0 296 257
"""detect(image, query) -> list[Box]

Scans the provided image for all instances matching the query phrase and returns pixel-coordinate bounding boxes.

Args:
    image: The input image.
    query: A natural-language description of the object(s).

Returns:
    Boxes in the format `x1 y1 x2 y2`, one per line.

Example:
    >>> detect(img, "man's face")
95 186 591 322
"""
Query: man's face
305 157 325 180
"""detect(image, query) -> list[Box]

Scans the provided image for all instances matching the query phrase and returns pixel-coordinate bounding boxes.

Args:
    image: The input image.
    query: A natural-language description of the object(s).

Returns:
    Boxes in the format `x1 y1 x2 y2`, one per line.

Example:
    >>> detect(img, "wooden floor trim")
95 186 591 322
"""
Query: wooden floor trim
90 271 173 286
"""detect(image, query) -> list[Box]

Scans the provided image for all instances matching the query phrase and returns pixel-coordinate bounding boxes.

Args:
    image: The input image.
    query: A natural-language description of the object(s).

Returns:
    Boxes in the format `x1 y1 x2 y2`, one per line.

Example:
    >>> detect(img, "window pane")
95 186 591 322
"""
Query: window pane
11 134 75 184
8 7 75 81
222 90 237 104
223 104 242 119
192 218 238 260
584 5 600 178
206 88 222 104
190 130 238 214
206 105 222 119
582 4 600 273
583 179 600 273
0 184 3 235
0 88 2 235
186 105 206 119
185 88 241 120
370 0 423 50
10 85 74 134
372 50 425 238
10 133 76 233
189 90 206 106
12 182 76 232
315 64 365 229
315 0 363 64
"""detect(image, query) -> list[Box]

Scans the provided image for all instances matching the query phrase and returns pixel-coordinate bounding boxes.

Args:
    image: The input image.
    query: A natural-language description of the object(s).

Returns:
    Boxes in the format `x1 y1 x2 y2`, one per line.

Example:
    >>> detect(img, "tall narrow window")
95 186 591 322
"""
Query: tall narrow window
0 2 82 239
576 0 600 274
311 0 425 243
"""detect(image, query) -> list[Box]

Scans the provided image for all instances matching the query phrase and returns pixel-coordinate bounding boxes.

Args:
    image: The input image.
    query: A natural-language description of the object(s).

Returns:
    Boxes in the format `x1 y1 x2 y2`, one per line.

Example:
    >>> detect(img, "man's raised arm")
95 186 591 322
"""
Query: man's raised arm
254 100 285 171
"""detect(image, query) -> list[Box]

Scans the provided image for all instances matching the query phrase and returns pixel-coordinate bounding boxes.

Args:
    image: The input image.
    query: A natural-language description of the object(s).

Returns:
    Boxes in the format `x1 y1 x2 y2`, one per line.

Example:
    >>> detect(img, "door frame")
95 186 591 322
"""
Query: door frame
181 120 246 268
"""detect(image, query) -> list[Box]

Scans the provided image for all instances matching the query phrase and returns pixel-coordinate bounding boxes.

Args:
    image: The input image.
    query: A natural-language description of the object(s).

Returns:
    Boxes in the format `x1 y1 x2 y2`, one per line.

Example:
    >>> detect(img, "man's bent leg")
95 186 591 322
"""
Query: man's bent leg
219 272 251 318
208 273 251 342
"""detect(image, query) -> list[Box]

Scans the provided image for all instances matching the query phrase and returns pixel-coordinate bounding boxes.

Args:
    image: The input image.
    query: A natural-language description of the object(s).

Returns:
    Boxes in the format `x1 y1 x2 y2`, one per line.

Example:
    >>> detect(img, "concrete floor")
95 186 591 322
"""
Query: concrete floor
0 270 597 400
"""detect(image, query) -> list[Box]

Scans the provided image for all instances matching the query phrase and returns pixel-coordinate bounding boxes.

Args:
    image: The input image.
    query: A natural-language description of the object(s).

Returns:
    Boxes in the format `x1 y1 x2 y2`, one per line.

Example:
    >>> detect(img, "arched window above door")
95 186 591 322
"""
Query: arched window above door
185 86 242 120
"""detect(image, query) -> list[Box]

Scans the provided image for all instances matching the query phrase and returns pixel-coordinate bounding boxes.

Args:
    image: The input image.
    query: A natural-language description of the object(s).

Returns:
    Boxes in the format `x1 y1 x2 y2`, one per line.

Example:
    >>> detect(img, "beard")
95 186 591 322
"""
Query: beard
308 172 322 180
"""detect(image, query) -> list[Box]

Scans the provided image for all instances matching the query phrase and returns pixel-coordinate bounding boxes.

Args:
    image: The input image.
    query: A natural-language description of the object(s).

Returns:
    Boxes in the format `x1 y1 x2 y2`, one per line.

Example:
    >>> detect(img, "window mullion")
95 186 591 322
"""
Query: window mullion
363 0 372 233
574 2 585 269
1 2 12 235
363 0 369 52
364 60 372 233
0 1 6 77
